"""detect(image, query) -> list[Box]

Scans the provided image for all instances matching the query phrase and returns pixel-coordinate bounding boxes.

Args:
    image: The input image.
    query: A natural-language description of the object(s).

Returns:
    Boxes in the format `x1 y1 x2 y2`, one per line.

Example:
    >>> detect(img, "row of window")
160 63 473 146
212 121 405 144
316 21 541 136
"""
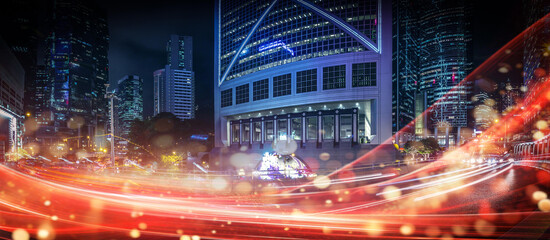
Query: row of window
231 115 355 143
221 62 376 107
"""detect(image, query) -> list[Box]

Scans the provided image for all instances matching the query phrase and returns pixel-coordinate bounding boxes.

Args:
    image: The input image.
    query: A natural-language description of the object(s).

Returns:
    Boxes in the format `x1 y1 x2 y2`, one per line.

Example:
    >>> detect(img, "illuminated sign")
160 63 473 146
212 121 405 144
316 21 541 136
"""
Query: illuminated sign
258 40 295 56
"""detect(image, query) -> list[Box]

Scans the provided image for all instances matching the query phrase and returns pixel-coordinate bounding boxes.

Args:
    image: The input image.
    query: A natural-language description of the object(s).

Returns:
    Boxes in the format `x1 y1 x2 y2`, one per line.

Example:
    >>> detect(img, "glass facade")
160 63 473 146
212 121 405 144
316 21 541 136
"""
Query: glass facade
221 89 232 107
307 116 317 141
273 73 291 97
291 118 302 140
253 78 269 101
265 120 274 141
352 62 376 87
253 122 261 142
235 83 249 104
296 69 317 93
219 0 378 81
322 115 335 140
323 65 346 90
277 118 288 140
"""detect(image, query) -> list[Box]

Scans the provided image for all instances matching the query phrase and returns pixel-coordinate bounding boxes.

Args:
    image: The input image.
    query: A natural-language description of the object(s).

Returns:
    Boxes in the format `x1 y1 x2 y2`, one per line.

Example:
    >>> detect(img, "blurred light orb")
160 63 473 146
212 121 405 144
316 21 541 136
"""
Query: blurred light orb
44 200 51 206
12 229 29 240
364 221 384 236
536 120 548 130
212 177 228 190
382 186 401 200
533 191 548 201
37 229 50 240
533 131 544 140
319 152 330 161
234 181 253 195
498 67 509 73
180 236 191 240
129 229 140 238
273 139 297 155
191 235 200 240
452 225 467 236
520 86 528 92
475 219 496 236
425 226 441 237
229 153 252 168
538 199 550 212
50 215 58 221
400 224 415 235
313 175 331 189
138 222 147 230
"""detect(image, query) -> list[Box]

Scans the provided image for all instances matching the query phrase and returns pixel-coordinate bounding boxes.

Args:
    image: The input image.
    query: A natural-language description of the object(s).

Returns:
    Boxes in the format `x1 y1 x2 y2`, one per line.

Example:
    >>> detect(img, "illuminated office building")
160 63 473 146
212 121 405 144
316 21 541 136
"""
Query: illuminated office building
45 0 109 140
214 0 393 168
116 75 143 138
154 35 195 120
392 0 420 143
418 0 472 147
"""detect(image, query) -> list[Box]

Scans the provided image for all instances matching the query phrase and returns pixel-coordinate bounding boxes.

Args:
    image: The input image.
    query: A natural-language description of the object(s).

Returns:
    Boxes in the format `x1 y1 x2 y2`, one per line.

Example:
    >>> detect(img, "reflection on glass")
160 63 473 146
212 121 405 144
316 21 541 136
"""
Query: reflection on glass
307 116 317 140
278 119 288 141
253 122 261 142
291 118 302 140
340 114 352 139
232 124 240 143
265 120 274 141
243 123 250 142
322 115 334 140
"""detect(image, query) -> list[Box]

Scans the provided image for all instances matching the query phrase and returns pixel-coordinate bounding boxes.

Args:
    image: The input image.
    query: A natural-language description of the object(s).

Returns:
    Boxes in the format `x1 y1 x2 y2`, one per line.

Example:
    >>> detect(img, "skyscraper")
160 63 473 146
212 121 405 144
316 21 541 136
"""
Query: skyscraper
392 0 421 143
392 0 473 147
214 0 393 169
116 75 143 138
45 0 109 140
419 0 472 147
154 35 195 120
523 0 550 85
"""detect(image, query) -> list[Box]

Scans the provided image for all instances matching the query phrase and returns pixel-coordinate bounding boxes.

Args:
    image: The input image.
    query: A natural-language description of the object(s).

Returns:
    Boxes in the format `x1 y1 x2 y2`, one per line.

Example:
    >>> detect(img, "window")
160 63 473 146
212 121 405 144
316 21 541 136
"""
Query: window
291 118 302 140
273 73 291 97
253 122 262 142
340 114 353 139
277 119 288 140
265 120 274 141
307 116 317 140
235 84 249 104
231 124 240 143
296 69 317 93
322 115 334 140
352 62 376 87
253 79 269 101
323 65 346 90
221 89 232 107
242 123 250 142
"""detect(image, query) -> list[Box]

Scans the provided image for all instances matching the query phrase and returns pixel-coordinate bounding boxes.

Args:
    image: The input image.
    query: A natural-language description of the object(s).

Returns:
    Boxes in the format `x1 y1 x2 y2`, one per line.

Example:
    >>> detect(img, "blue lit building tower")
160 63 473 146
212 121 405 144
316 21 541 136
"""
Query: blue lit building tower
154 35 195 120
116 75 143 138
418 0 473 147
214 0 393 169
45 0 109 142
392 0 421 143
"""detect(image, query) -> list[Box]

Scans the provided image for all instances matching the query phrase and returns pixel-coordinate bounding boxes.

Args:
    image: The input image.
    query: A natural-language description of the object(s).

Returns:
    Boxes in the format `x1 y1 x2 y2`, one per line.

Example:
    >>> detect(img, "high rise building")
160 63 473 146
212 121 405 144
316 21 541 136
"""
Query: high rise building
154 35 195 120
44 0 109 141
418 0 472 147
0 37 25 155
523 0 550 85
167 35 193 71
392 0 421 143
392 0 473 147
214 0 393 169
116 75 143 138
153 69 166 115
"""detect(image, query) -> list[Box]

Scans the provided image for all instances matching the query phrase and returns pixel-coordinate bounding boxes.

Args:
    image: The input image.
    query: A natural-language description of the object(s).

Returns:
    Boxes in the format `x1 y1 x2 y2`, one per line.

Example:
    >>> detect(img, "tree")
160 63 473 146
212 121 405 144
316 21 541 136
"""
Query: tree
418 137 440 160
403 140 423 161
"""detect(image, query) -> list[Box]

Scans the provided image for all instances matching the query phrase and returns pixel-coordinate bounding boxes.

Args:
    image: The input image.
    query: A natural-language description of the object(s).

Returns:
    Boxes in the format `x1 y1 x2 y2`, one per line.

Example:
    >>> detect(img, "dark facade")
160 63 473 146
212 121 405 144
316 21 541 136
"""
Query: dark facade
392 0 420 141
392 0 473 147
44 0 110 139
116 75 143 138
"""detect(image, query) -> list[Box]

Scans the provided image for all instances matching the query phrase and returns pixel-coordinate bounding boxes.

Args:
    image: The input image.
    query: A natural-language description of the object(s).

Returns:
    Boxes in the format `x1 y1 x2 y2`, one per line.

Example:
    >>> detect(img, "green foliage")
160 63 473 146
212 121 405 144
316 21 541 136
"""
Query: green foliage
403 137 441 160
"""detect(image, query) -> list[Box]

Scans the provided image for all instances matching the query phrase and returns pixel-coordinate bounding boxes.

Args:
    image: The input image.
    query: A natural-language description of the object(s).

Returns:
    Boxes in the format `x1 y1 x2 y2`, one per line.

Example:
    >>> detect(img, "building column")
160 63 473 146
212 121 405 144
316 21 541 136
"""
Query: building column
445 126 449 149
261 119 265 145
457 126 461 146
239 122 243 145
302 116 306 146
353 111 358 143
335 113 340 143
318 114 322 144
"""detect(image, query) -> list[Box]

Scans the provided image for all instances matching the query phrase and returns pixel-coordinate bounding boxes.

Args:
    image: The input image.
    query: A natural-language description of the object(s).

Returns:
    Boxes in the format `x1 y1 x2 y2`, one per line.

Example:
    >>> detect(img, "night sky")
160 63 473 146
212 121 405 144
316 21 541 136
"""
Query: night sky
94 0 524 126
